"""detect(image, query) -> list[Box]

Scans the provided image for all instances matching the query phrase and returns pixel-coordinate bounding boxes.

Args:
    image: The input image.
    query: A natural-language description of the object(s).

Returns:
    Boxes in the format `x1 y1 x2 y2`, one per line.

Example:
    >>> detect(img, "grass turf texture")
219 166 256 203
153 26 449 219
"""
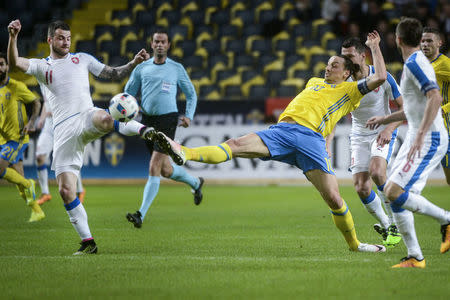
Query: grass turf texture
0 184 448 299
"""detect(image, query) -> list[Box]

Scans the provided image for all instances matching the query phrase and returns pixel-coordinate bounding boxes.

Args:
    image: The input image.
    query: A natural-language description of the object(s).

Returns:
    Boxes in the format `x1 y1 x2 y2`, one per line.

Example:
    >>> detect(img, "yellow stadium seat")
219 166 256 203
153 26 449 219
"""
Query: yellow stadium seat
287 60 308 79
241 75 265 97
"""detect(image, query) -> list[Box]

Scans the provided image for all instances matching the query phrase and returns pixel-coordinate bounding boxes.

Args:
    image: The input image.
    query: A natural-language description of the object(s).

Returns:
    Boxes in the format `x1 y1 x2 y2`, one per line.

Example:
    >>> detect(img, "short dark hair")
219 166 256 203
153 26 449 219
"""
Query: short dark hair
48 20 70 37
337 54 361 78
423 26 441 36
342 37 366 54
152 28 170 42
396 17 423 47
0 52 7 64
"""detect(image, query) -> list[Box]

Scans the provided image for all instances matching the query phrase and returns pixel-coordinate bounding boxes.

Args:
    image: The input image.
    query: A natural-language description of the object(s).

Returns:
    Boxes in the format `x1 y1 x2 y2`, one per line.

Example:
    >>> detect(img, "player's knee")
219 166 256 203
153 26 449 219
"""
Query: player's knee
149 161 163 176
36 155 45 165
59 184 74 200
384 182 398 202
95 112 114 132
354 180 371 198
160 163 172 178
369 169 385 186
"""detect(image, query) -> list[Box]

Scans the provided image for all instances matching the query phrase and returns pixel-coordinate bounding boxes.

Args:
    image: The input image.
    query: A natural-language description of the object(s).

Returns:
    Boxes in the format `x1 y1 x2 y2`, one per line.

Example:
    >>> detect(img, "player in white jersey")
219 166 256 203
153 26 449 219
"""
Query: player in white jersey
367 18 450 268
35 85 85 206
8 19 156 255
340 37 404 247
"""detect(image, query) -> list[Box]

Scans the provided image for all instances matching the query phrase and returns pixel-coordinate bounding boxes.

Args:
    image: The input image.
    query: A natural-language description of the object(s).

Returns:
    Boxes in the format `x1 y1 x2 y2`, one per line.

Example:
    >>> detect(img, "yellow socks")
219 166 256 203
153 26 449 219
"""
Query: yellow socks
3 168 31 188
330 201 360 251
183 142 232 164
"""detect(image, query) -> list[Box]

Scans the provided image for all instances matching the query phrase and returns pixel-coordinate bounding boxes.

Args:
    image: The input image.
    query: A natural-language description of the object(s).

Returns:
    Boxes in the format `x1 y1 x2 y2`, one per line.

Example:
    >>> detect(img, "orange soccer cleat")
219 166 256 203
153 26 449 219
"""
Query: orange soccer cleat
392 257 425 269
440 224 450 254
37 193 52 205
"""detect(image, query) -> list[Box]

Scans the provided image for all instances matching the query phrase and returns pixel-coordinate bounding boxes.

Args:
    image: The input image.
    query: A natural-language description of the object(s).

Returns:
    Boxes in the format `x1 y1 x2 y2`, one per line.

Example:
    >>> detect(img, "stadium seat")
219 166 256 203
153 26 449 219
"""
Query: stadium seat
184 55 205 70
293 69 313 81
250 39 272 56
125 40 146 58
211 10 230 25
325 38 342 53
241 75 265 97
202 40 221 55
111 10 133 26
249 85 271 99
135 11 155 28
281 78 305 91
274 39 296 56
99 40 121 63
178 40 197 57
169 25 188 41
226 40 245 54
219 25 239 39
208 54 229 69
29 0 52 21
288 60 309 79
234 55 254 72
186 10 205 25
162 10 181 24
284 55 306 68
266 70 287 88
292 23 311 40
243 25 262 37
235 10 254 26
216 70 236 82
219 74 242 95
310 54 329 69
225 85 243 99
95 25 116 39
155 2 173 20
190 70 209 80
276 85 297 97
313 61 327 77
180 1 199 14
109 55 129 67
76 40 97 55
241 70 260 83
258 9 277 25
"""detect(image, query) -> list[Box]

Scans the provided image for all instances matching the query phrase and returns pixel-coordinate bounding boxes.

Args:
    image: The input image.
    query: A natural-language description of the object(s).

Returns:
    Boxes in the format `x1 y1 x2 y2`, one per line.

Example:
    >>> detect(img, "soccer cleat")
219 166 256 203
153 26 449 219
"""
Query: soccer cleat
73 239 98 255
354 242 386 253
24 179 36 206
28 202 45 222
140 126 156 141
373 223 388 241
192 177 204 205
154 132 186 165
126 211 142 228
37 193 52 205
385 224 402 247
440 223 450 253
392 256 425 268
77 189 86 204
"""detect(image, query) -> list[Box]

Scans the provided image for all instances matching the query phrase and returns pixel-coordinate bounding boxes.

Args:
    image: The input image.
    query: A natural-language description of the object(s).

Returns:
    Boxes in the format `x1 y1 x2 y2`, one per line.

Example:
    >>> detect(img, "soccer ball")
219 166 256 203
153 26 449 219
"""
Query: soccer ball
109 93 139 122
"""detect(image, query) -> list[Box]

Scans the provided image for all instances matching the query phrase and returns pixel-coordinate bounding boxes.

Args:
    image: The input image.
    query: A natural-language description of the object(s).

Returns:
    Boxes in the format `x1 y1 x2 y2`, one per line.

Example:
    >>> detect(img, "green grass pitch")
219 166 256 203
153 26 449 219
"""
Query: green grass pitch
0 183 448 299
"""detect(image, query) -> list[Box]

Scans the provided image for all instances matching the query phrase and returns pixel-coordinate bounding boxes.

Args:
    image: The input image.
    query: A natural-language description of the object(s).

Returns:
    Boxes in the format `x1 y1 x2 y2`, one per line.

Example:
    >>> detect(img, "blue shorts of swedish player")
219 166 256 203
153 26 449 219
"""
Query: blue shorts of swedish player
0 140 29 164
256 123 334 175
442 137 450 169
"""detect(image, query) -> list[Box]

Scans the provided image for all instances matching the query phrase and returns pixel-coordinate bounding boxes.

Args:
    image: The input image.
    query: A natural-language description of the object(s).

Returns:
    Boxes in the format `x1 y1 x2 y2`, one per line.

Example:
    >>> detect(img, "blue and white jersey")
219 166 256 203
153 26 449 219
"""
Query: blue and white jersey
26 53 105 127
124 57 197 120
349 66 401 135
401 51 444 133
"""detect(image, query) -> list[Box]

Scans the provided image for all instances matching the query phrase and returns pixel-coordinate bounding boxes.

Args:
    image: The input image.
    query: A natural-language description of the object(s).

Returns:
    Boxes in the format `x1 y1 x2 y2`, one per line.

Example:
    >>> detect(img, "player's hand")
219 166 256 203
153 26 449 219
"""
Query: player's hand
366 115 384 130
407 134 424 161
23 122 35 134
376 128 392 147
178 116 190 128
8 19 21 37
132 49 150 65
365 30 381 48
37 118 45 130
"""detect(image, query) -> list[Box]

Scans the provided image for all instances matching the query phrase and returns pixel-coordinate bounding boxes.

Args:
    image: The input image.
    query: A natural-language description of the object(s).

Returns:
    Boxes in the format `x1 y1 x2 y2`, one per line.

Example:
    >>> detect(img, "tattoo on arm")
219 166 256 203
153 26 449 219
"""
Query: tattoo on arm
99 62 135 81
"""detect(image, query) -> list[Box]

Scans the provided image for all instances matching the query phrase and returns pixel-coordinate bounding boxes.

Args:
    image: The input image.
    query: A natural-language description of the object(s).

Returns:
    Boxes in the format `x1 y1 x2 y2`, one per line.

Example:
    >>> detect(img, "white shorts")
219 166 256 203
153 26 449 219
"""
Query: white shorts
36 117 54 157
51 107 107 177
349 130 397 174
389 130 448 194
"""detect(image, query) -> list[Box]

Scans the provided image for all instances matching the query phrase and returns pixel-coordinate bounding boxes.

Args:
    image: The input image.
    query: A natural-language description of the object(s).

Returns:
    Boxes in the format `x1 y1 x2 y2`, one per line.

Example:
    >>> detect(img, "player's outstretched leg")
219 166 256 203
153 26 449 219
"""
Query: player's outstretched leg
154 132 186 165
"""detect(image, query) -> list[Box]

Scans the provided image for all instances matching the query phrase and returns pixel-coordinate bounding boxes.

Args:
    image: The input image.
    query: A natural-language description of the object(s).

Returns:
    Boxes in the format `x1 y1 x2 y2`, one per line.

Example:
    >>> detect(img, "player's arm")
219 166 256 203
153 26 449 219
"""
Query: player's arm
366 110 406 130
98 49 149 81
7 20 30 72
23 98 41 133
408 88 443 160
177 65 197 128
359 31 387 94
325 127 336 158
376 95 404 146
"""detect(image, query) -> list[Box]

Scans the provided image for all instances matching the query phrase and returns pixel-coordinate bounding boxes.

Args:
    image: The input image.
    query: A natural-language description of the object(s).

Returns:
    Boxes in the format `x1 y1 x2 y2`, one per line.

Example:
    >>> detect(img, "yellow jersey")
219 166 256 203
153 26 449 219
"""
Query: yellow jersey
431 53 450 131
278 77 364 137
0 77 36 144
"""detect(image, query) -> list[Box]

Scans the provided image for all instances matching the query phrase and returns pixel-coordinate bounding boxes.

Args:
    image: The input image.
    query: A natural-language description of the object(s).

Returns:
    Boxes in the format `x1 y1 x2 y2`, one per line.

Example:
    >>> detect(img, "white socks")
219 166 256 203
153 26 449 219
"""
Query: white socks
117 120 144 136
64 198 92 241
37 165 49 194
392 209 423 260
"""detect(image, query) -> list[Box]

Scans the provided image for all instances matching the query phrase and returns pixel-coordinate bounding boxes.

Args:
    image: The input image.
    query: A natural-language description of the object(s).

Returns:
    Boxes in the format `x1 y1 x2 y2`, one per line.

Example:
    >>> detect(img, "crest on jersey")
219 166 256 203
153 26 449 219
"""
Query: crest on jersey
104 133 125 166
71 57 79 64
373 87 380 93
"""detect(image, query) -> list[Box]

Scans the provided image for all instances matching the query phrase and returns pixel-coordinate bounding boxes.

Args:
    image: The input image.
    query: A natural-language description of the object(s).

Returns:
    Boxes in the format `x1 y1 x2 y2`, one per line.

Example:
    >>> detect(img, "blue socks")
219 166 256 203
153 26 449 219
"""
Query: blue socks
139 176 160 220
169 163 200 189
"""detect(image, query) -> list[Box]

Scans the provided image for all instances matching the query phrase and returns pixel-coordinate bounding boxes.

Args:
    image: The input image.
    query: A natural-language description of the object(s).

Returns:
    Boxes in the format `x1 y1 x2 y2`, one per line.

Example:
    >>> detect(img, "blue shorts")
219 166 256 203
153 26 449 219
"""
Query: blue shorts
442 137 450 168
0 140 29 164
256 123 334 175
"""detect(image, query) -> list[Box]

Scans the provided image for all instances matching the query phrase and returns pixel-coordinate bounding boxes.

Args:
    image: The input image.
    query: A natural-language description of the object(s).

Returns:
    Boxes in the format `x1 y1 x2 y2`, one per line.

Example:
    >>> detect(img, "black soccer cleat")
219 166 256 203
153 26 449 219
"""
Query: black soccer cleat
73 239 98 255
373 223 388 241
126 210 143 228
192 177 204 206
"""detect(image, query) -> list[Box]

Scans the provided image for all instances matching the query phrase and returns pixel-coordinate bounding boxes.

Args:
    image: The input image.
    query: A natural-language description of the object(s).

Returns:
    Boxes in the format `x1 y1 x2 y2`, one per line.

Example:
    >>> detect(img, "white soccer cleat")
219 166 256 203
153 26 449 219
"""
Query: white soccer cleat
355 242 386 253
154 132 186 165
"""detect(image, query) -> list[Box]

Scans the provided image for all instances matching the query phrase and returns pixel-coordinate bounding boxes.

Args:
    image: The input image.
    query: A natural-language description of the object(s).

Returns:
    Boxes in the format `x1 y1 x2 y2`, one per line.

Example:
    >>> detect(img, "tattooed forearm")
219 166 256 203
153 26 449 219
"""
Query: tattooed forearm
99 62 136 81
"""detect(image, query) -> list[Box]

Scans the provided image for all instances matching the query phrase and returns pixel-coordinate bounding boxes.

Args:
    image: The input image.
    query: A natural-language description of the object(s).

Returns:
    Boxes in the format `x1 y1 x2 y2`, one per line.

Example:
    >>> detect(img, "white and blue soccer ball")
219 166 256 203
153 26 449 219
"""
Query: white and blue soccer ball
109 93 139 122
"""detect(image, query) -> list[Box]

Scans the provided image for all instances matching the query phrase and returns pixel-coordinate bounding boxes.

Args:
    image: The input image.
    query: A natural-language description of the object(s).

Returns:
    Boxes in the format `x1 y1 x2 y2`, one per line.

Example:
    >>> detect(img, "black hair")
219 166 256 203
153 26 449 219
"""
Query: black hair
396 17 423 47
337 54 361 78
48 20 70 37
152 28 170 42
342 37 366 54
423 26 441 36
0 52 7 64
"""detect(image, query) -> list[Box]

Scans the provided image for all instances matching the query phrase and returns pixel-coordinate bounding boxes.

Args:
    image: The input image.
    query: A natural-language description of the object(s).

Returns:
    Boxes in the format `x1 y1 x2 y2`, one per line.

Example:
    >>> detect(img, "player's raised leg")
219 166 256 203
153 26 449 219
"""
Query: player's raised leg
57 171 97 255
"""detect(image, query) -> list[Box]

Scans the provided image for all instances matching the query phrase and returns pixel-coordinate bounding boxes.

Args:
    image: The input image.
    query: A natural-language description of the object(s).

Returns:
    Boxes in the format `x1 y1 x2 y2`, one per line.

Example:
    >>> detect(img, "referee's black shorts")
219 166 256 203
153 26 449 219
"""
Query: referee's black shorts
141 112 179 154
